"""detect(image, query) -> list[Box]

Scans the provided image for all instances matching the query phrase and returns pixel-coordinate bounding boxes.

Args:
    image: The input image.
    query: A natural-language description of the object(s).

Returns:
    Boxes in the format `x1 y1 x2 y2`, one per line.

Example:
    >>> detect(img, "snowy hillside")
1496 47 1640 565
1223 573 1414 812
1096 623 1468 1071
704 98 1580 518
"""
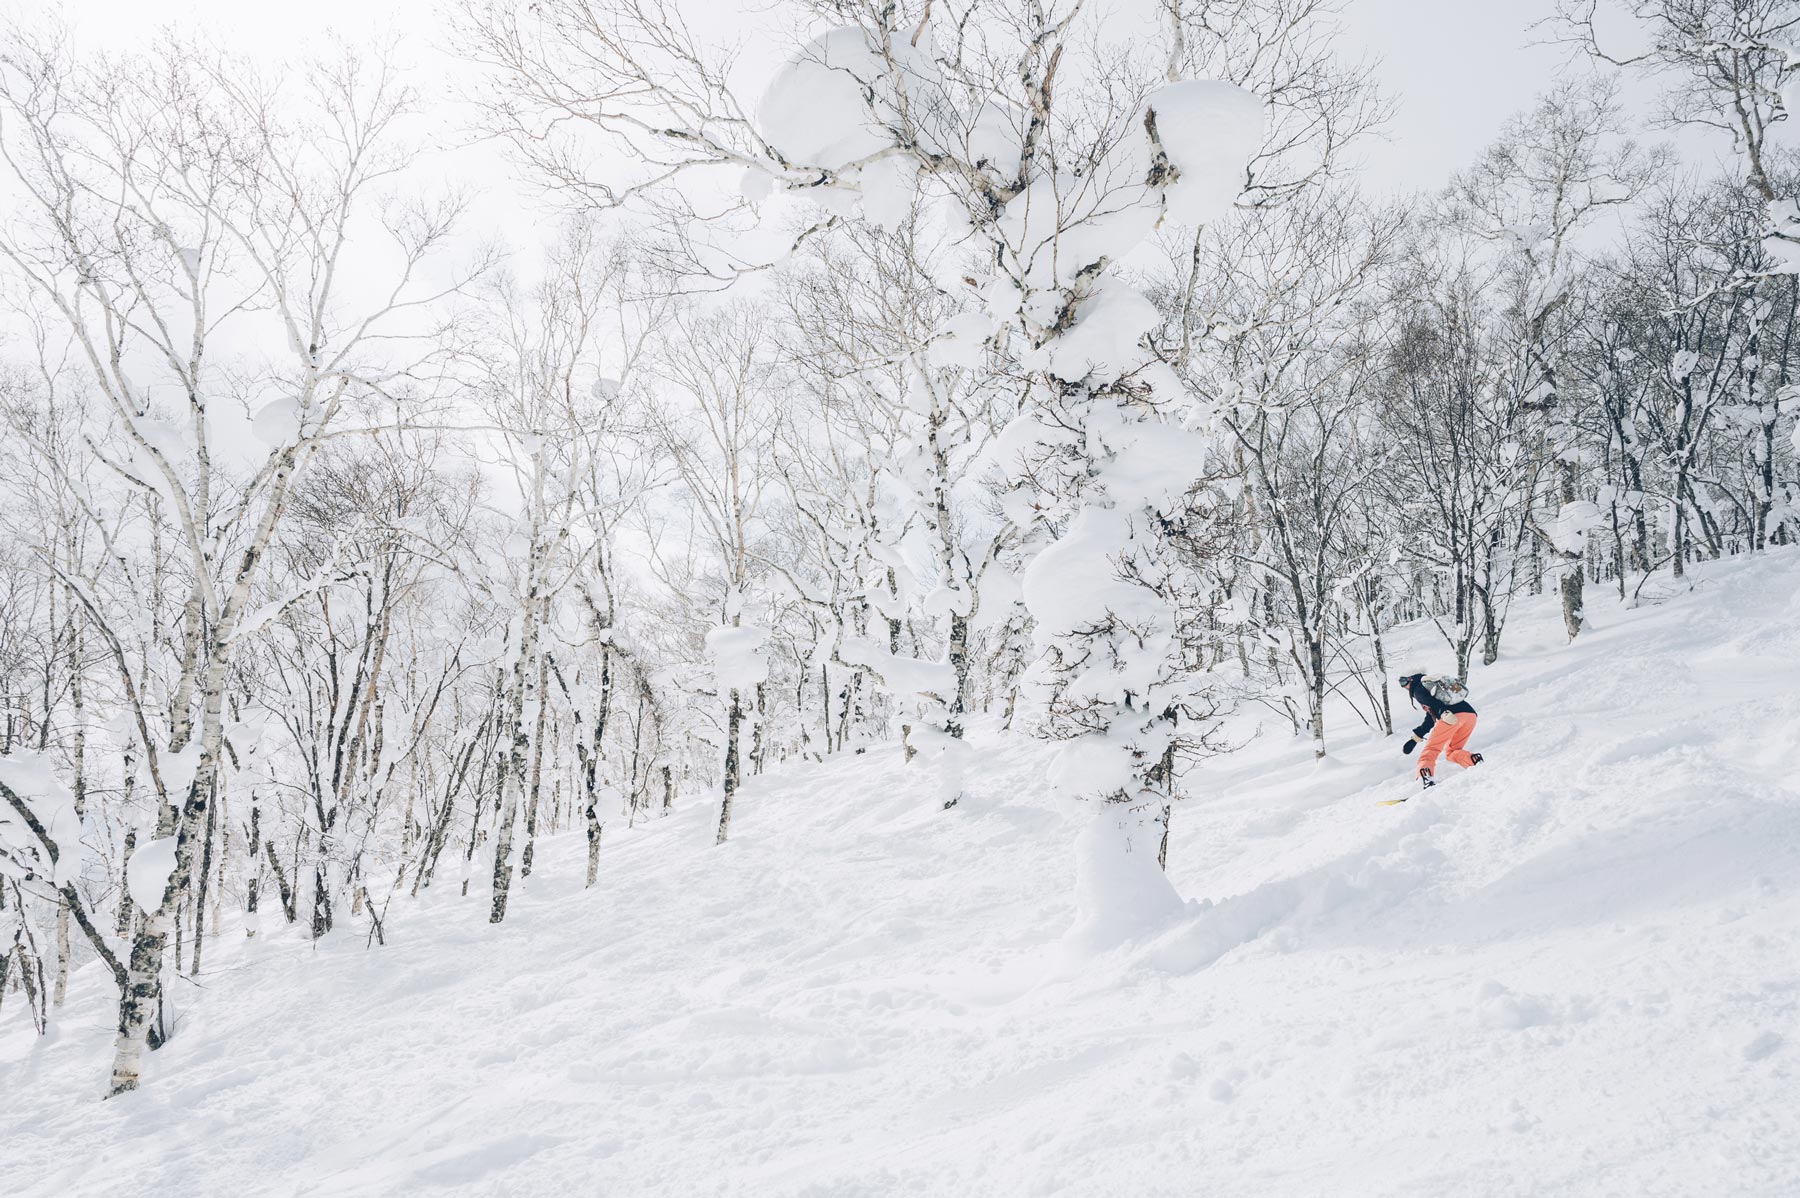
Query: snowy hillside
8 550 1800 1196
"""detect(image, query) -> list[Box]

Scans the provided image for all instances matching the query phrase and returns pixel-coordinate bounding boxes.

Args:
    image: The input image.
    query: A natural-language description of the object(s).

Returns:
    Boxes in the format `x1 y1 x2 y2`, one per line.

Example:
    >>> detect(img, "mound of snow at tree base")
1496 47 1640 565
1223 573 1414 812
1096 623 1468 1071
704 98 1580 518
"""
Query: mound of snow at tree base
7 553 1800 1197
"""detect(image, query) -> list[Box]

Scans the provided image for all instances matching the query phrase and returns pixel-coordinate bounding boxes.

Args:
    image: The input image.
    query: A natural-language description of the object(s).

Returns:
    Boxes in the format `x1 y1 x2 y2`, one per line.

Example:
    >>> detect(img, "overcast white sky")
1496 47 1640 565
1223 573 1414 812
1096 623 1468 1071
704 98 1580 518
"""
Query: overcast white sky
2 0 1730 491
14 0 1745 200
1350 0 1566 189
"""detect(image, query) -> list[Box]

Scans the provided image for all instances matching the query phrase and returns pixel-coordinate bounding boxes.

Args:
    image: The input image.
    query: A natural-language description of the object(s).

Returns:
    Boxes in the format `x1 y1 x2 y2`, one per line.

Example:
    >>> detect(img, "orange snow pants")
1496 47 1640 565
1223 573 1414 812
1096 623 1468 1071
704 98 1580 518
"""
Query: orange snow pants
1418 712 1478 775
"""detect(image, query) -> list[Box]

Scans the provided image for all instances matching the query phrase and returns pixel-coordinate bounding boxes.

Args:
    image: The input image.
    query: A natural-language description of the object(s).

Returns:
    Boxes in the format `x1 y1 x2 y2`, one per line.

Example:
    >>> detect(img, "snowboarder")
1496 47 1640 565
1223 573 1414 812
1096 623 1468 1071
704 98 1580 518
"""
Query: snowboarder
1397 669 1483 789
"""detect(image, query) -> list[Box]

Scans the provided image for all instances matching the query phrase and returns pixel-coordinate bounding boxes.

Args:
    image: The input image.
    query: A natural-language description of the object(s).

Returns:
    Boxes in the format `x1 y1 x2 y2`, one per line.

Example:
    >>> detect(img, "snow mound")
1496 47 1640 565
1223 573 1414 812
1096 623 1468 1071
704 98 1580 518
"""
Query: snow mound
706 623 769 692
754 26 949 229
1142 79 1264 226
0 751 83 886
759 28 913 170
125 836 179 912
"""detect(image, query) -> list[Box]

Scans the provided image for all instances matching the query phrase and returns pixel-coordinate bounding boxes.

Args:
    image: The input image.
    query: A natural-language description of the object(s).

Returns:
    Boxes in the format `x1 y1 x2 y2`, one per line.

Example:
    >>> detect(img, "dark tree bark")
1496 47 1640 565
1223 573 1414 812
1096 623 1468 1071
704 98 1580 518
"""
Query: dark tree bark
717 687 742 845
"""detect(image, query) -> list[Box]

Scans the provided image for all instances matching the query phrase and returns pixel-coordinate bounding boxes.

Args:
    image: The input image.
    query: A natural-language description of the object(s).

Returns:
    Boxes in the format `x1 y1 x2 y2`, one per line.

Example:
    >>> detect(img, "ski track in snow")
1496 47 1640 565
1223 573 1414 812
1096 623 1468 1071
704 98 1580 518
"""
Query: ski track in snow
7 552 1800 1196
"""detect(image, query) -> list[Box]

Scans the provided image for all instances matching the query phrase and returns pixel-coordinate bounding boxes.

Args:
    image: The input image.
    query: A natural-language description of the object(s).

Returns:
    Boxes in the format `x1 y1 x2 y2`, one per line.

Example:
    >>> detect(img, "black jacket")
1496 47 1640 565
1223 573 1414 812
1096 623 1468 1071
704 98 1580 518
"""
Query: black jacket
1403 676 1476 739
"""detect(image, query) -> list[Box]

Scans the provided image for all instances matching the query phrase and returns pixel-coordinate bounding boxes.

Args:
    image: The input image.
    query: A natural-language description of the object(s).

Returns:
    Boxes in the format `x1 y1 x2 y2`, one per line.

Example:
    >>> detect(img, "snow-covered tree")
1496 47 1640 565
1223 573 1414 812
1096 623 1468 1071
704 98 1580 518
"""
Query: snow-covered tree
0 34 481 1091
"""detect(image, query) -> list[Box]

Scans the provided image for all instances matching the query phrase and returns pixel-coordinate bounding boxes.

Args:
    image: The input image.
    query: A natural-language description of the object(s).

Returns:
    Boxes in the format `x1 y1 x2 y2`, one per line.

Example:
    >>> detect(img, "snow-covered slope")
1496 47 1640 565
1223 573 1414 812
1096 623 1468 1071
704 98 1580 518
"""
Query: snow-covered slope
8 551 1800 1196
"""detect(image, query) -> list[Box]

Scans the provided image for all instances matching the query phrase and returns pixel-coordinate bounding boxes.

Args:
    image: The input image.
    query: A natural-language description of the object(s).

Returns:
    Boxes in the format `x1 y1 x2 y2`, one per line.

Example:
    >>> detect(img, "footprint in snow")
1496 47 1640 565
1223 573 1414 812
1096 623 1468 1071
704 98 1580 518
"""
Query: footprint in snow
1743 1031 1783 1062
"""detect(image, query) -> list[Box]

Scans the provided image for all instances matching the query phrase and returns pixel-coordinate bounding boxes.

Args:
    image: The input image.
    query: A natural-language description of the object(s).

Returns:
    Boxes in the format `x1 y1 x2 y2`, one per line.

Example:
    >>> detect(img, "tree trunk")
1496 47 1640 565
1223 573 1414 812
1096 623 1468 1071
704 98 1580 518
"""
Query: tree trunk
311 826 334 942
190 783 217 973
751 682 766 777
110 657 233 1095
716 687 742 845
490 615 542 924
108 903 171 1094
1148 736 1177 872
55 632 89 1007
244 803 261 937
1478 585 1501 665
115 830 137 938
946 612 970 740
1307 636 1326 759
1557 459 1585 640
521 659 550 881
53 897 71 1010
1343 572 1393 736
584 811 603 888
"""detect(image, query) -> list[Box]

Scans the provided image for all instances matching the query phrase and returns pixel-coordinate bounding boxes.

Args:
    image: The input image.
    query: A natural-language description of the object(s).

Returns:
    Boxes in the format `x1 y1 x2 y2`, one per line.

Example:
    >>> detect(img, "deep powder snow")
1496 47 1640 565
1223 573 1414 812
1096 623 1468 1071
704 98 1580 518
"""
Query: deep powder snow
5 551 1800 1196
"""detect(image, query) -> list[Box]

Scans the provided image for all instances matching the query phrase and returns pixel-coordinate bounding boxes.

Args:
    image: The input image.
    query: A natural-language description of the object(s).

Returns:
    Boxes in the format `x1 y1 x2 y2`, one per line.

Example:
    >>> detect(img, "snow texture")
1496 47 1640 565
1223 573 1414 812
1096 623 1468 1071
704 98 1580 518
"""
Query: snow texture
706 623 769 693
1549 500 1603 555
8 547 1800 1196
1065 801 1184 954
1767 199 1800 275
759 29 913 170
125 835 179 912
1024 277 1162 384
754 27 947 230
926 310 994 371
0 751 82 885
1020 506 1157 637
838 635 955 698
1141 80 1264 227
250 398 302 447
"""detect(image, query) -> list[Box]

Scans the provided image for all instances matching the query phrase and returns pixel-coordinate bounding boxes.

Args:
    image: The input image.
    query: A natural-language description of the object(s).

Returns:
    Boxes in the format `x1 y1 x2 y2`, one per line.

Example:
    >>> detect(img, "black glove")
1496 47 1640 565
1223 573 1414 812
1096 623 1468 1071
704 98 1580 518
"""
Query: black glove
1402 738 1417 755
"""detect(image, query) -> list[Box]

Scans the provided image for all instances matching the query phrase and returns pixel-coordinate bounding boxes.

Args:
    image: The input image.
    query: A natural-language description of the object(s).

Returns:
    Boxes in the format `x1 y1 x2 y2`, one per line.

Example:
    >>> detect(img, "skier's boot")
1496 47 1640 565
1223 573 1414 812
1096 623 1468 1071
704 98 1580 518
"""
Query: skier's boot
1419 770 1436 790
1469 753 1483 766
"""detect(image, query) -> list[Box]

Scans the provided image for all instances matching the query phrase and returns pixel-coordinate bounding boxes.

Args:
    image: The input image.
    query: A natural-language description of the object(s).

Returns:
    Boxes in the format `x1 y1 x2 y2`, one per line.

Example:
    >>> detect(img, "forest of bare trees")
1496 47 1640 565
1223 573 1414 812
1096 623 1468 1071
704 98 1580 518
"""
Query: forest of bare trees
1 0 1796 1098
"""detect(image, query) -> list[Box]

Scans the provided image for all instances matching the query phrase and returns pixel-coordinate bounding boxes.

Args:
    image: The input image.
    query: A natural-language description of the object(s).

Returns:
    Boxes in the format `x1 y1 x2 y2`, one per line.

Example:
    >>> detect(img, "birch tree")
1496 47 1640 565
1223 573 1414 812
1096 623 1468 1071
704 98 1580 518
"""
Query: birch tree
644 302 778 845
1446 77 1662 639
0 33 478 1092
